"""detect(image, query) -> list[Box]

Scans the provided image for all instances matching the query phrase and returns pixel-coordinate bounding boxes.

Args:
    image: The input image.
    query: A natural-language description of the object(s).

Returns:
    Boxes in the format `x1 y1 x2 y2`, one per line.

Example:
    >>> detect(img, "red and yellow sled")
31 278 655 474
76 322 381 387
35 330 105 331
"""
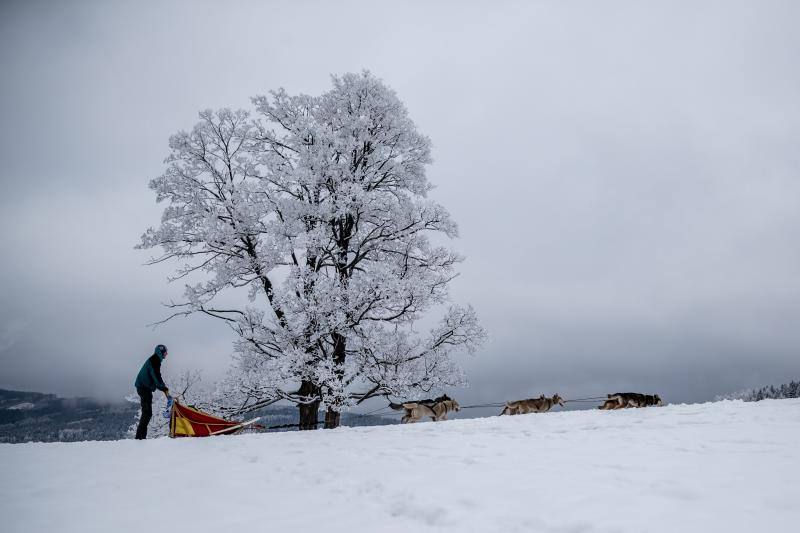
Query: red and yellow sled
169 401 262 437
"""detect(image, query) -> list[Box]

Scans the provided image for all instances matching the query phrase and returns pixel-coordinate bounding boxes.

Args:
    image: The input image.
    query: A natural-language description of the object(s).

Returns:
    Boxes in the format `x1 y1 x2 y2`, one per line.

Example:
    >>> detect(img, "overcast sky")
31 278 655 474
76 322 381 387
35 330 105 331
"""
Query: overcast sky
1 0 799 410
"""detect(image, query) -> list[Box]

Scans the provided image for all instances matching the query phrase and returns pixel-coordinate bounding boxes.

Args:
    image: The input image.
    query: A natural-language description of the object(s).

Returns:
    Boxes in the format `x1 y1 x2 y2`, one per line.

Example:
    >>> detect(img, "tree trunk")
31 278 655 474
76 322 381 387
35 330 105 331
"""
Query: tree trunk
324 408 341 429
323 331 348 430
298 380 320 430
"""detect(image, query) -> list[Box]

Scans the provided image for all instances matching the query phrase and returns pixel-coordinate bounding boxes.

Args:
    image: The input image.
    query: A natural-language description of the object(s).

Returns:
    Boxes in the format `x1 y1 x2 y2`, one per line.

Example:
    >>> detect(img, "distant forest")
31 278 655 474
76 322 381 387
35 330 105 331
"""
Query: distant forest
717 380 800 402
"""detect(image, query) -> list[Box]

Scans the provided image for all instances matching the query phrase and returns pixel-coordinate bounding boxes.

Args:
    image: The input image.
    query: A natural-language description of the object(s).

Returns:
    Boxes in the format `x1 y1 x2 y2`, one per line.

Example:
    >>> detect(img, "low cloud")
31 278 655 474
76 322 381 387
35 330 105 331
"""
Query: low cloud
0 320 27 353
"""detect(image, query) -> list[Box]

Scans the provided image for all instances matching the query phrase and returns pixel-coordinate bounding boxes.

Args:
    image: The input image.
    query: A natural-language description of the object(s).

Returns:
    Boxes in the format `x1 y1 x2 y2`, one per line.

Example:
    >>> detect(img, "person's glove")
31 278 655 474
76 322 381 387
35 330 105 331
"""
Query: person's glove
162 395 174 419
164 389 171 398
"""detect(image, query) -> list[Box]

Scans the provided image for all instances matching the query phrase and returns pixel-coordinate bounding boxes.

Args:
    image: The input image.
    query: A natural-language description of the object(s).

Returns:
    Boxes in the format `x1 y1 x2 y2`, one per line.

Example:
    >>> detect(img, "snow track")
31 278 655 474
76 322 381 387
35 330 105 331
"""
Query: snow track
2 399 798 532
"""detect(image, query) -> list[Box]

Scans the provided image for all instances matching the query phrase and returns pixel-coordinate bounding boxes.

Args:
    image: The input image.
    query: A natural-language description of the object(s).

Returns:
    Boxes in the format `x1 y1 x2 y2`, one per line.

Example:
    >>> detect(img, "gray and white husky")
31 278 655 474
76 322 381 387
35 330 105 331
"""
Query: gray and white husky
500 394 564 415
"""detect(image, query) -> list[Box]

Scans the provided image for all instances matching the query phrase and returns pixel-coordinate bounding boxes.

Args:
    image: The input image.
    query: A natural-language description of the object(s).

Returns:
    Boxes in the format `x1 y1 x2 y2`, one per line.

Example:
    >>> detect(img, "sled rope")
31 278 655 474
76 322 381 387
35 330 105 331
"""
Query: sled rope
563 396 607 403
357 405 395 417
261 407 398 431
257 395 614 431
459 402 507 409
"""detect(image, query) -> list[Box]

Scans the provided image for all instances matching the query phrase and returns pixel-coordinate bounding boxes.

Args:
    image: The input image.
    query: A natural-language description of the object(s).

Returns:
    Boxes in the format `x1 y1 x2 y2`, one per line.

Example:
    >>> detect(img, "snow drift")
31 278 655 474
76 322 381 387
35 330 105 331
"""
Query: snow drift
1 399 798 533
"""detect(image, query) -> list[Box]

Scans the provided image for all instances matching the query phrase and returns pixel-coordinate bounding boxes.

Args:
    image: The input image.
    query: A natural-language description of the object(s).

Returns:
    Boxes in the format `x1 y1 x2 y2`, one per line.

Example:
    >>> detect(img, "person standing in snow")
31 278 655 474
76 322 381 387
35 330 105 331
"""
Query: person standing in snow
134 344 171 439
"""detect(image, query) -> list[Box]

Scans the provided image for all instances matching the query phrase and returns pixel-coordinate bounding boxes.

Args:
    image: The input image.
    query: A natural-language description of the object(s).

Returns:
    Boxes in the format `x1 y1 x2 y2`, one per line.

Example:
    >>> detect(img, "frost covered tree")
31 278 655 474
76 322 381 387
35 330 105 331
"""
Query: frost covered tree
140 71 486 429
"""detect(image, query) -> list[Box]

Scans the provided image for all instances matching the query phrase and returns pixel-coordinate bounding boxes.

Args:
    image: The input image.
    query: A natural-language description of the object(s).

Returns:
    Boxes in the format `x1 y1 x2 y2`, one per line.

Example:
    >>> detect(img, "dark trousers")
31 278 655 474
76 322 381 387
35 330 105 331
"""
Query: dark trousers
135 387 153 440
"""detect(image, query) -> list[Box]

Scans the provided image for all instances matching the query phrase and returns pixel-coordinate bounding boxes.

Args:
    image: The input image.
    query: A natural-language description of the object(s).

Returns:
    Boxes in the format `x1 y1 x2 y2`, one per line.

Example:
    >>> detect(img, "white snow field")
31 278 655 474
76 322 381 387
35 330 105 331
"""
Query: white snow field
1 399 798 533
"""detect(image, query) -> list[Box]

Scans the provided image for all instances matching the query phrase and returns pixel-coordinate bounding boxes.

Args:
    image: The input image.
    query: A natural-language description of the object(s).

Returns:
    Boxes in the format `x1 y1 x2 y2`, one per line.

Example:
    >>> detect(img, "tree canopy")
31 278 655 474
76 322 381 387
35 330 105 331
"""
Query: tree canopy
140 72 486 427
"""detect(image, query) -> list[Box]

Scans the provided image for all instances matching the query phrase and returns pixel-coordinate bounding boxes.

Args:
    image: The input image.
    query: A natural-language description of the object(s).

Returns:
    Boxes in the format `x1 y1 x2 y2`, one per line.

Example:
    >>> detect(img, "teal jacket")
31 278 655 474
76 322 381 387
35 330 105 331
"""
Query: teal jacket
134 350 167 392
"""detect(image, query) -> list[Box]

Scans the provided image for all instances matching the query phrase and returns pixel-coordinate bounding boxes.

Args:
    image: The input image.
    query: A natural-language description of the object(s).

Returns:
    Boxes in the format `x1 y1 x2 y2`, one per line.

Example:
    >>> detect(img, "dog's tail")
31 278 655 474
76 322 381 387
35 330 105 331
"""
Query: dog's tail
389 402 405 411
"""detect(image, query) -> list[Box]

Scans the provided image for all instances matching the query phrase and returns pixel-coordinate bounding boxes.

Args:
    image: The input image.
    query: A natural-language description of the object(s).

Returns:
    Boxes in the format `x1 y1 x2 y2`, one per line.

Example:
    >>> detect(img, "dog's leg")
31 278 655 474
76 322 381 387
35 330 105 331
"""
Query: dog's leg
609 395 625 409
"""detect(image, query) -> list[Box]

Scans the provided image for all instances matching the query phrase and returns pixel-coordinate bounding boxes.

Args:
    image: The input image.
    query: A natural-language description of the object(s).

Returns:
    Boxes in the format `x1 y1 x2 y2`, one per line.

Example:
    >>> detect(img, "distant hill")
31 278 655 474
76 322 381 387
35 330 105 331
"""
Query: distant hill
0 389 396 443
0 389 137 443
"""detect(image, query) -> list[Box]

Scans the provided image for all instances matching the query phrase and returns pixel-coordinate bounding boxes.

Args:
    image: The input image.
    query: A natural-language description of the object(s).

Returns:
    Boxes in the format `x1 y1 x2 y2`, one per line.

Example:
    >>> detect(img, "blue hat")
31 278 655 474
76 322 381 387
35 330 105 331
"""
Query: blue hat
154 344 168 360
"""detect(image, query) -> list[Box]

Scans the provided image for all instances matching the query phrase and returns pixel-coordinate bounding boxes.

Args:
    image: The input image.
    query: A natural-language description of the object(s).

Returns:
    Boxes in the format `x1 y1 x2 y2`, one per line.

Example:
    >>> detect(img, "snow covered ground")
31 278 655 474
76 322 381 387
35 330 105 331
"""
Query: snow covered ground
1 399 798 533
6 402 35 410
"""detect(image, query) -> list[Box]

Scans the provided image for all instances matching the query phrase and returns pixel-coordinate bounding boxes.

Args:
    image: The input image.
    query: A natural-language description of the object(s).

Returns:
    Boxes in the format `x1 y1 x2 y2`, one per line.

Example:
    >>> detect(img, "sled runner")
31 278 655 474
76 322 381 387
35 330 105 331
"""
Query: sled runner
169 400 262 437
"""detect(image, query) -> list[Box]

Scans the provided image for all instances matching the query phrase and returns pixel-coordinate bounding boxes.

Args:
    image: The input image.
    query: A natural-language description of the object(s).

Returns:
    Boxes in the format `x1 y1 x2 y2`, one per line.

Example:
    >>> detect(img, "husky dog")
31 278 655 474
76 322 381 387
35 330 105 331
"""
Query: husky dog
599 392 663 409
390 395 461 423
500 394 564 416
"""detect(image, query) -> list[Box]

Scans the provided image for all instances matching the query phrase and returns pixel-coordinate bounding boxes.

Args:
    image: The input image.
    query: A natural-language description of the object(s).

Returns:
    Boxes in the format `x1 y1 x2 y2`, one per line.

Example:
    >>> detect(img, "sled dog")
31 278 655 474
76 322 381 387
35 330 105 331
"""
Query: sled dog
599 392 663 410
500 394 564 416
390 395 461 423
